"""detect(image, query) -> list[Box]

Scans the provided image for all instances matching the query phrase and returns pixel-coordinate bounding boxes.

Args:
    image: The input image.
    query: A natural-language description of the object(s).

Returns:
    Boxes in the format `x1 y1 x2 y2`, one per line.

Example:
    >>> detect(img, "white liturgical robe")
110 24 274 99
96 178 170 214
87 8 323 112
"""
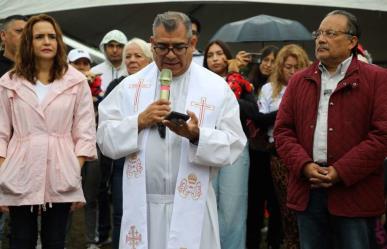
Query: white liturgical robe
97 62 246 249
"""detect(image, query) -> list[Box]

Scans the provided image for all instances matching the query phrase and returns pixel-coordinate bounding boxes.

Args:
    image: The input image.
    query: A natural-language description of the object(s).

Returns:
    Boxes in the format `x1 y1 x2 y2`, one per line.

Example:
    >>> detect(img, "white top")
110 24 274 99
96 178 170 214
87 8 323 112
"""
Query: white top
91 61 127 92
97 62 246 249
34 80 51 104
258 82 286 142
312 56 352 163
192 50 204 66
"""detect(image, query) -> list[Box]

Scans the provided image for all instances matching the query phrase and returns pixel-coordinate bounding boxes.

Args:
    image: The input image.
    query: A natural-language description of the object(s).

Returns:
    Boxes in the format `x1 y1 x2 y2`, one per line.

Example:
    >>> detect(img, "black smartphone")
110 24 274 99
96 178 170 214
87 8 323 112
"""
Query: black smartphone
248 52 262 64
165 111 190 123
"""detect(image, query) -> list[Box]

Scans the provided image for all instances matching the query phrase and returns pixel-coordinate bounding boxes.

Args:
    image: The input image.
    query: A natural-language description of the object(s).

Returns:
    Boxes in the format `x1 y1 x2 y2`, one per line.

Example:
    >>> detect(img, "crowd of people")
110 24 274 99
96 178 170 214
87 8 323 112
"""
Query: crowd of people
0 8 386 249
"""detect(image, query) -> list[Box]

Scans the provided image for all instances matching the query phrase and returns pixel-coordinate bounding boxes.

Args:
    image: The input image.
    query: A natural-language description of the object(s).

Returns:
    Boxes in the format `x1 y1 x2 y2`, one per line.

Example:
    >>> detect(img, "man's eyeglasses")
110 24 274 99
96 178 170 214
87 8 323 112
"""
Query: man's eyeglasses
192 30 199 36
153 43 189 56
312 29 353 39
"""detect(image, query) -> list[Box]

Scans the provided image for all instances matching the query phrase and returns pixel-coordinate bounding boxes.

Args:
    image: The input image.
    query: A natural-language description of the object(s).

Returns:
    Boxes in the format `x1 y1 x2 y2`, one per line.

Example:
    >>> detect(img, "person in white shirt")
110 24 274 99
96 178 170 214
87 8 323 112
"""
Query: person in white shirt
258 44 310 248
189 15 204 66
91 29 128 246
97 11 246 249
91 29 128 94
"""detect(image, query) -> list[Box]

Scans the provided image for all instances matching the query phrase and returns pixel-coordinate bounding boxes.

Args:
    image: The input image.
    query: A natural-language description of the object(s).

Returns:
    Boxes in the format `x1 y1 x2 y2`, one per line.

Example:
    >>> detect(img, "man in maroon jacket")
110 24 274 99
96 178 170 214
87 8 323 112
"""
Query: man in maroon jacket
274 10 387 249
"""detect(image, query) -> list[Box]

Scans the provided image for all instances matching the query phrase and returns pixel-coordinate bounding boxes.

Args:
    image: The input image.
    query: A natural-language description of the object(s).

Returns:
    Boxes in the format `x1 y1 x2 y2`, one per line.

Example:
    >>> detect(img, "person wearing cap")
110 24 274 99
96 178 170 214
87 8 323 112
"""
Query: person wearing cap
91 29 128 94
68 48 102 249
0 15 28 76
91 29 127 246
68 49 102 102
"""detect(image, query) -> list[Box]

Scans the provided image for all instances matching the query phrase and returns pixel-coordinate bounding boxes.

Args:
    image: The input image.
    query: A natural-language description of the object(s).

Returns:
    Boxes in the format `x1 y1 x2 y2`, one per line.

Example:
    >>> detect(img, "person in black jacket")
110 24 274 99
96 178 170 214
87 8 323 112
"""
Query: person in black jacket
0 15 27 76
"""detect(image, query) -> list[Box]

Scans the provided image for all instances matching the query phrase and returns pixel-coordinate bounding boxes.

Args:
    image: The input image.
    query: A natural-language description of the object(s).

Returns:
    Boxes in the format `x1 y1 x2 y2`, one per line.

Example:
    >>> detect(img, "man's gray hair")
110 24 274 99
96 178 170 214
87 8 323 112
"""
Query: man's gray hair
326 10 360 55
326 10 360 38
152 11 192 38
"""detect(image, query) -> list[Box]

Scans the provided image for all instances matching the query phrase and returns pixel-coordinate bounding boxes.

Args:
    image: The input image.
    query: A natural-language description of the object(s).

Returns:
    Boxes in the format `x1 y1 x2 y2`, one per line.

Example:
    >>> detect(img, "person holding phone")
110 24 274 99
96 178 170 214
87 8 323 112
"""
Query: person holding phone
97 12 246 249
203 39 252 249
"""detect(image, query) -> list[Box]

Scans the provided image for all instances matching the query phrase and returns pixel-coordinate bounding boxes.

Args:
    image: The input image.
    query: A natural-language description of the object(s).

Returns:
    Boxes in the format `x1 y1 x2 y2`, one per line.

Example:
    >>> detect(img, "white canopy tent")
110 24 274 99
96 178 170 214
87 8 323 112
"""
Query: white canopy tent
2 0 387 15
1 0 386 65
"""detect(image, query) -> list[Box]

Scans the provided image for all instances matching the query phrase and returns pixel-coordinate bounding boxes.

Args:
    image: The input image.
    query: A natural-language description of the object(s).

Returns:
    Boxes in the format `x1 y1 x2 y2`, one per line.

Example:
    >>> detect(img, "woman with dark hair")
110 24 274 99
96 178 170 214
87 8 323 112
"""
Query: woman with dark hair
203 40 277 249
246 45 283 249
203 40 233 74
248 45 279 94
204 40 252 249
0 14 96 249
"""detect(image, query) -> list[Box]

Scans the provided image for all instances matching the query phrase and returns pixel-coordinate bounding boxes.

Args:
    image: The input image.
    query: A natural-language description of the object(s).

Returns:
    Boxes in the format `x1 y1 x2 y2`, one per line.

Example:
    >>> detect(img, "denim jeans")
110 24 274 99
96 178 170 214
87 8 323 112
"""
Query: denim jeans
213 144 250 249
111 157 125 249
297 189 375 249
9 203 71 249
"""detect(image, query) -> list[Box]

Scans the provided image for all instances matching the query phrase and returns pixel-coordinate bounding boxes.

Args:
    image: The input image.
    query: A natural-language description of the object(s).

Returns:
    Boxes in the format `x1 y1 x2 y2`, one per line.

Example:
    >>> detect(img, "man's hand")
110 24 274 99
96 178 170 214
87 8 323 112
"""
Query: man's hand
163 110 200 142
325 166 341 184
138 100 171 132
303 162 332 188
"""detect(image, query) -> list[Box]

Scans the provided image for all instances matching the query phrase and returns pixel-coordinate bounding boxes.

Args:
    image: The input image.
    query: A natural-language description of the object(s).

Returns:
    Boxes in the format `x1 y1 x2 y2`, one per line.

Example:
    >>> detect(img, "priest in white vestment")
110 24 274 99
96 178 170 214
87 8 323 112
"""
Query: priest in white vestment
97 11 246 249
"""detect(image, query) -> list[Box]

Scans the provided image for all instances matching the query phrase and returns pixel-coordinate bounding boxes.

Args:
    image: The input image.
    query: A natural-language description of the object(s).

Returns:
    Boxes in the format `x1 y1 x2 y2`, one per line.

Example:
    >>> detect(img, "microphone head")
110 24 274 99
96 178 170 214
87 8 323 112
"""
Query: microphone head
160 68 172 86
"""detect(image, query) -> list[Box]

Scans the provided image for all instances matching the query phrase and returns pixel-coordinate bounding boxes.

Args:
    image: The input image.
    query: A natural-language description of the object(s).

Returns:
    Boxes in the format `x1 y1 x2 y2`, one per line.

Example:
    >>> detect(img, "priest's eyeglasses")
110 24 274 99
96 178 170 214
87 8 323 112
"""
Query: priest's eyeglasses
153 43 189 56
312 29 353 39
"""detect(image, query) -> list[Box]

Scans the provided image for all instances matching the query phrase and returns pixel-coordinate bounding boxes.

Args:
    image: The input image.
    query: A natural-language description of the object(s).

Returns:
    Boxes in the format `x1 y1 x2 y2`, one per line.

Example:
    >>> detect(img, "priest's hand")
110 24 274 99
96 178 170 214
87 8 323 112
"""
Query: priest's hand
163 110 200 143
138 100 171 132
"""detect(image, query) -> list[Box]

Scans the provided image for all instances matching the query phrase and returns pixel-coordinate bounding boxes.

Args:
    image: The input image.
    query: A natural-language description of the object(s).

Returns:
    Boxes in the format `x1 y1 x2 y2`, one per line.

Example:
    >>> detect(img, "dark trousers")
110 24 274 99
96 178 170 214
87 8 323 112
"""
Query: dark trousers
297 189 375 249
98 151 113 242
9 203 71 249
246 150 282 249
82 159 101 244
111 158 125 249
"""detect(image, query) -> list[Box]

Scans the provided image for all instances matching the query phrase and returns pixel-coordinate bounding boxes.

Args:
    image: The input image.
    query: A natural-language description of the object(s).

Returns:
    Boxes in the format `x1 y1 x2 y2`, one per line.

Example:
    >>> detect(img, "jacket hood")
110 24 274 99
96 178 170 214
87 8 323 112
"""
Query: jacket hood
0 65 86 92
99 30 128 55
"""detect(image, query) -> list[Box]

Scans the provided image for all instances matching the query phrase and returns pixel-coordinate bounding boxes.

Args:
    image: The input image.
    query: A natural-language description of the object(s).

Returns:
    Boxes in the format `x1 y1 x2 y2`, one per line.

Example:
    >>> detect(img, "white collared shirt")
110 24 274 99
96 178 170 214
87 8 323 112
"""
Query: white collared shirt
312 56 352 163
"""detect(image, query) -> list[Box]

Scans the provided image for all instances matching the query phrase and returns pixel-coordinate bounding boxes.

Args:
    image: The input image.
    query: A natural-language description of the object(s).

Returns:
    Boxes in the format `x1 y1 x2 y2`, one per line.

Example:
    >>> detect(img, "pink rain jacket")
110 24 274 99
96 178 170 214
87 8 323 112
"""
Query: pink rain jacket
0 66 97 206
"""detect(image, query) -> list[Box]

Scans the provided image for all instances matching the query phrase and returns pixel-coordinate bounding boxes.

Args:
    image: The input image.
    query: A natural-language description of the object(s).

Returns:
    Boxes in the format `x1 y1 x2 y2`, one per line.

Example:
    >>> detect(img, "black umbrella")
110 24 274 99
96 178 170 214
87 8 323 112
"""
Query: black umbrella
211 14 313 42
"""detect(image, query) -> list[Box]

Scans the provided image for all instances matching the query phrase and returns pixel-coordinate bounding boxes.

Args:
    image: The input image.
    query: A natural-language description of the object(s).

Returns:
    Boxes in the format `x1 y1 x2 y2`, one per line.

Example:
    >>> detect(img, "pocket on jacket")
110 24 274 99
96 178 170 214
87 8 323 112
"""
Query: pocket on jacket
0 145 32 196
50 142 81 194
51 166 81 193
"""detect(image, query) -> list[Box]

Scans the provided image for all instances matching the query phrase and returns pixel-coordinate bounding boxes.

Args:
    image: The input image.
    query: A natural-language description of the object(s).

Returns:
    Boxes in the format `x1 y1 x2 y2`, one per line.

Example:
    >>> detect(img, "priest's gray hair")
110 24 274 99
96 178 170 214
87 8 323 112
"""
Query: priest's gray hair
152 11 192 38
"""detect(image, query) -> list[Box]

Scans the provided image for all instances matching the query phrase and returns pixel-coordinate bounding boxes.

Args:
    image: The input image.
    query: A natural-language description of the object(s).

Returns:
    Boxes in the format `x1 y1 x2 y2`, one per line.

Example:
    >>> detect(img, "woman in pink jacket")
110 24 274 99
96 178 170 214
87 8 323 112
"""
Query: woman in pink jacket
0 14 97 249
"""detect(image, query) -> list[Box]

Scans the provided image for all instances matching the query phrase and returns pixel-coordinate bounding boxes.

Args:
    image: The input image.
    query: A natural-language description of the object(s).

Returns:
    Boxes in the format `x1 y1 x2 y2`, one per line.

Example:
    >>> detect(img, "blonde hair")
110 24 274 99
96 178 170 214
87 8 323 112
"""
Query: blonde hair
269 44 309 99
